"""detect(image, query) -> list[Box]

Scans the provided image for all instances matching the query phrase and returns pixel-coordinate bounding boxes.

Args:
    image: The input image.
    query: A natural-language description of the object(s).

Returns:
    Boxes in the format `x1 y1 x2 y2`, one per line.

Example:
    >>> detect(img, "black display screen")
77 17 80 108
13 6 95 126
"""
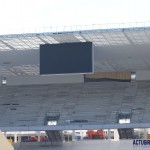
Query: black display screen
40 42 93 75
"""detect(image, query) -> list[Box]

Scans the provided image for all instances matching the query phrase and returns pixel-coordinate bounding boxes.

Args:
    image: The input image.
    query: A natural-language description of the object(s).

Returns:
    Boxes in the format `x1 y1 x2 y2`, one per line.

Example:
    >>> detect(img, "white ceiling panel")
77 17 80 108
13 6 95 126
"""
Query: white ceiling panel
0 27 150 76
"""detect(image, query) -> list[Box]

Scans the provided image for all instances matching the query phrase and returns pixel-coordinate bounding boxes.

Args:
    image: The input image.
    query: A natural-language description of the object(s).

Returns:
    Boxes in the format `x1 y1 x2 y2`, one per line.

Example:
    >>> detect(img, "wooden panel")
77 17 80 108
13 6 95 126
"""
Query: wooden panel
85 72 131 80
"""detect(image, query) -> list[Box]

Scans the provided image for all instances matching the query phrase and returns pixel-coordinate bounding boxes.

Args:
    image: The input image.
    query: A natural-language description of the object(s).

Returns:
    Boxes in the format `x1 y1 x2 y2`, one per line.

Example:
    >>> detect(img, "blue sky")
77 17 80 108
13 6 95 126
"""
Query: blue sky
0 0 149 33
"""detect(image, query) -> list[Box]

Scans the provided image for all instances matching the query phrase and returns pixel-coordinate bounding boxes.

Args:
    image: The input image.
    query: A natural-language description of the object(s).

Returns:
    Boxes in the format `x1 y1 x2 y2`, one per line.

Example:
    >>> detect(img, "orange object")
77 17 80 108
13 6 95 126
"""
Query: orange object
86 129 104 139
97 129 104 139
40 136 45 141
29 136 37 141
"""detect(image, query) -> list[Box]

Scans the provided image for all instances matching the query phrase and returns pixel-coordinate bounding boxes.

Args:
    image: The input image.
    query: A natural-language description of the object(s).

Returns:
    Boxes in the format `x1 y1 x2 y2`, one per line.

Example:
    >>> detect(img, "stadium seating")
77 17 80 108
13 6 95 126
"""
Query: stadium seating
0 81 150 127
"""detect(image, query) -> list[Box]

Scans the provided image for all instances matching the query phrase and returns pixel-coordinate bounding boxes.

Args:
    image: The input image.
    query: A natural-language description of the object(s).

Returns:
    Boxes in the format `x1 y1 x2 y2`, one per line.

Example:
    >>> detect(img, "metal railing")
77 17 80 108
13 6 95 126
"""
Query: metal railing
0 21 150 35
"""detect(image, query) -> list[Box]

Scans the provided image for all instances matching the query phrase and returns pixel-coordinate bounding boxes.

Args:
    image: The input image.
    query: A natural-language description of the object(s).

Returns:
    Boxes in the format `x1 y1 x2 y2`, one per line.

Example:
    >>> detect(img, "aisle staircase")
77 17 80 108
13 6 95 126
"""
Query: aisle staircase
118 128 134 139
46 130 62 145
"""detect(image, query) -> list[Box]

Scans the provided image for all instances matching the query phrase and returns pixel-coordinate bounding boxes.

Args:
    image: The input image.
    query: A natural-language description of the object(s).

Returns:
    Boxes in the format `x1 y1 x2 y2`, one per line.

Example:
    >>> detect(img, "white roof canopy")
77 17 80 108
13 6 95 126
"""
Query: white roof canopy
0 26 150 76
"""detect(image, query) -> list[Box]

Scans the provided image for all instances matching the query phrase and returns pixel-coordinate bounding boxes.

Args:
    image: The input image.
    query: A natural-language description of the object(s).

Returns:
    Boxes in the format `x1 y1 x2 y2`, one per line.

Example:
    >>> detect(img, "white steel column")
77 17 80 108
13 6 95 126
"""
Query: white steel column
18 135 21 143
80 130 83 140
72 130 75 141
114 129 119 141
108 129 111 139
37 131 41 142
144 128 147 139
14 133 17 143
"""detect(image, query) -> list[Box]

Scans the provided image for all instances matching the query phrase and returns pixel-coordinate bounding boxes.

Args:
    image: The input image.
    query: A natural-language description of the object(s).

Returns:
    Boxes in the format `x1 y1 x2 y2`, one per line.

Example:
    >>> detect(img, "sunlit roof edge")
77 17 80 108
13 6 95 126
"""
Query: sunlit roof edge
0 26 150 39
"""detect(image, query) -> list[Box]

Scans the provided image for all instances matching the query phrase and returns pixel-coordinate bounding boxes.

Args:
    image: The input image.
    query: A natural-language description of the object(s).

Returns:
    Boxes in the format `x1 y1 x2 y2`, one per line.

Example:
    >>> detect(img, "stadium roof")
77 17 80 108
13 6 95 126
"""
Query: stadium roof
1 26 150 51
0 24 150 76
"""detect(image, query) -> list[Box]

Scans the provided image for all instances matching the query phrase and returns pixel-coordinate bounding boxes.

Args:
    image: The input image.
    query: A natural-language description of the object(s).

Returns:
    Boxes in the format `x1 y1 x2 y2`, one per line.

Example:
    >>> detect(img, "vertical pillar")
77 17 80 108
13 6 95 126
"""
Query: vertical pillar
138 130 141 139
108 129 111 139
18 135 21 143
72 130 75 141
144 128 147 139
68 134 69 142
80 130 83 140
37 131 41 142
14 133 17 143
114 129 119 141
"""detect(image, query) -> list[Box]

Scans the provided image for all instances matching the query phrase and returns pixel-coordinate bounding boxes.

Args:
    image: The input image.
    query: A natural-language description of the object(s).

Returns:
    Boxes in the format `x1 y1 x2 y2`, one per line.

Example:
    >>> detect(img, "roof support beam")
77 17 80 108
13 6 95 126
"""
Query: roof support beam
37 36 48 44
123 32 134 44
0 40 16 50
3 66 28 76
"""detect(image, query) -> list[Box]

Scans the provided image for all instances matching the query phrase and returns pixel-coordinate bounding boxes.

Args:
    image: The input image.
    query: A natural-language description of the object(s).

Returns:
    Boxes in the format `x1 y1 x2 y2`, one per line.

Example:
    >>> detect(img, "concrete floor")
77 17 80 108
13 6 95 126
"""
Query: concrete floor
14 140 134 150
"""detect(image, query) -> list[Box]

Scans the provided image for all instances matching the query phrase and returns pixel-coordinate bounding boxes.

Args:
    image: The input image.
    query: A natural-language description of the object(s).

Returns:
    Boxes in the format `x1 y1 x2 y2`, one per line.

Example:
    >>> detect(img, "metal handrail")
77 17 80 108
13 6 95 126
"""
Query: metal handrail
1 21 150 35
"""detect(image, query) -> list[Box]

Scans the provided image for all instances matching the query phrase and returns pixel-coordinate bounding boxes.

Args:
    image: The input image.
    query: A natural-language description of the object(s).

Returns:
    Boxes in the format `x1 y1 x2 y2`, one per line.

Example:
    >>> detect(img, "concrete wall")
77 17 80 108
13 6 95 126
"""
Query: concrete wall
136 70 150 81
0 131 14 150
1 74 84 86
